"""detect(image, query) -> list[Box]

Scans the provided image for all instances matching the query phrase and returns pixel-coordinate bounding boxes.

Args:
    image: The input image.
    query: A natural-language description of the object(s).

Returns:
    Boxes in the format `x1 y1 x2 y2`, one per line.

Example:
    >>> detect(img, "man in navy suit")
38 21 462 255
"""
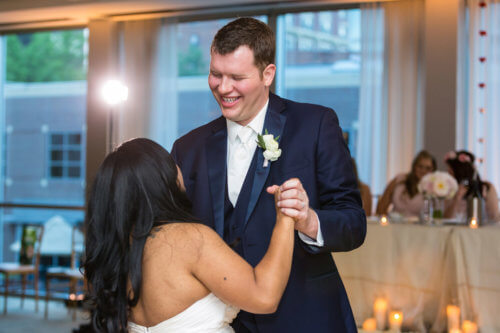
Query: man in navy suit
171 17 366 332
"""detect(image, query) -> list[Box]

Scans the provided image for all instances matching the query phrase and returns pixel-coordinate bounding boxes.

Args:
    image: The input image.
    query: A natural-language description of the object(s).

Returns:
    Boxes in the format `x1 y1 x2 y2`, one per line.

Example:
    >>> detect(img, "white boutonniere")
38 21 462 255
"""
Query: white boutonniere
257 129 281 168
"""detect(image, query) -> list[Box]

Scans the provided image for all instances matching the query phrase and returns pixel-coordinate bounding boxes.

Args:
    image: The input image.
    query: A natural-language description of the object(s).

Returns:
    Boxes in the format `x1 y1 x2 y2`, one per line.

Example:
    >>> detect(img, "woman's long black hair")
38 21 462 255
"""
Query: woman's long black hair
83 138 197 332
445 150 489 195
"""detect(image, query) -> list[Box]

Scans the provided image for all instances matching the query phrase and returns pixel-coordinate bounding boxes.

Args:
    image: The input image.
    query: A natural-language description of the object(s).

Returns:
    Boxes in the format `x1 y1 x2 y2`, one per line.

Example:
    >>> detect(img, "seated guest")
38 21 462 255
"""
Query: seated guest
351 158 373 216
444 150 499 222
376 150 437 216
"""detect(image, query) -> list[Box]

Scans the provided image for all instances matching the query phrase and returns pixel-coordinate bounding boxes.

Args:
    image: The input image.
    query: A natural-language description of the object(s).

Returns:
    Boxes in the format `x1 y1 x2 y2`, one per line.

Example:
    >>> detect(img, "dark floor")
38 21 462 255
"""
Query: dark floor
0 297 88 333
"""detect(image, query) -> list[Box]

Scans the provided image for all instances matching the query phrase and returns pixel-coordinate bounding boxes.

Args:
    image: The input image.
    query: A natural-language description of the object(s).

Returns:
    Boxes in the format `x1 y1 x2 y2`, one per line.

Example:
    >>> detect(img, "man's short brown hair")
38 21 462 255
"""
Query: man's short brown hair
211 17 275 73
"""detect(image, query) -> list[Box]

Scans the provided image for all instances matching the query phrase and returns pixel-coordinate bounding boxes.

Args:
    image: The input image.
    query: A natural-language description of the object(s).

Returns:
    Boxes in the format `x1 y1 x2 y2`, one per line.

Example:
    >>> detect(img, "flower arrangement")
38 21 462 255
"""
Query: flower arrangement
418 171 458 199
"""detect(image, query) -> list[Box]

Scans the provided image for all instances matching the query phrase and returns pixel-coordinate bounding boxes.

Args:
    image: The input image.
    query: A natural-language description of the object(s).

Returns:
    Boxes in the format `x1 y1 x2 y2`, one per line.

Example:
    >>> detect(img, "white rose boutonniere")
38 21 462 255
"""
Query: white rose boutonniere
257 129 281 168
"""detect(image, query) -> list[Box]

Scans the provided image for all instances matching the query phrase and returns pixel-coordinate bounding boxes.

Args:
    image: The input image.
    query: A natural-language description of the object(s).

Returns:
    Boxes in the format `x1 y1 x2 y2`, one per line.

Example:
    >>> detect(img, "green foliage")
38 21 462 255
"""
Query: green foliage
178 44 206 76
6 29 87 82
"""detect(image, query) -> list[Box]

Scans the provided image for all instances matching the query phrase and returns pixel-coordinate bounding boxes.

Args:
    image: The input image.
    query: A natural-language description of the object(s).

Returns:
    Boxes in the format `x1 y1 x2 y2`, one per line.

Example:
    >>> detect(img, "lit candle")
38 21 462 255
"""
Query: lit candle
374 297 388 330
469 217 478 229
389 311 403 332
362 318 377 331
380 215 389 226
472 197 478 219
462 320 478 333
446 305 460 331
449 329 462 333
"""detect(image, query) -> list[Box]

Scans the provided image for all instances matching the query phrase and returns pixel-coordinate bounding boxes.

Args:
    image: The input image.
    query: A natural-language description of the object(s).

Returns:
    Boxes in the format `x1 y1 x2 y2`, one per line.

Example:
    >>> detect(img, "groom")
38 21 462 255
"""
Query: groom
171 18 366 332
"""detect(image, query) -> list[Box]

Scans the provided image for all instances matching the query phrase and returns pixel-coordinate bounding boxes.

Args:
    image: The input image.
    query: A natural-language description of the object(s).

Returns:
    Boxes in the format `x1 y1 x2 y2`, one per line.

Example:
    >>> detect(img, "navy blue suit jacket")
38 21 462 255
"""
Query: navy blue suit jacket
171 93 366 332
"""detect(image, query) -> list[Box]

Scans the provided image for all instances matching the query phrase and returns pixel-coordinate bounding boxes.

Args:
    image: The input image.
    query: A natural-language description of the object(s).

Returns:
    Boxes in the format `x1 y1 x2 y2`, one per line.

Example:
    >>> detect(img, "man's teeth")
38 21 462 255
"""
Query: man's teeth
222 97 238 103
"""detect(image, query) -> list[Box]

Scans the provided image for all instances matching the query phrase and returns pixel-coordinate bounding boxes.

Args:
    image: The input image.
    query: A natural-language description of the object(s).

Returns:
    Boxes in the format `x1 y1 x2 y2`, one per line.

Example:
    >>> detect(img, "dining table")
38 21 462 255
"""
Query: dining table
333 217 500 332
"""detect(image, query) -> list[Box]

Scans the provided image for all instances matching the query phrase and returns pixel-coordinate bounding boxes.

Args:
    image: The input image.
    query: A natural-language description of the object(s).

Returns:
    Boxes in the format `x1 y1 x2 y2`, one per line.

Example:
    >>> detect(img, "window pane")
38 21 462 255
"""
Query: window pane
51 166 63 177
51 150 63 161
1 28 88 263
68 134 81 145
68 150 81 161
68 167 80 178
276 10 361 156
51 134 63 145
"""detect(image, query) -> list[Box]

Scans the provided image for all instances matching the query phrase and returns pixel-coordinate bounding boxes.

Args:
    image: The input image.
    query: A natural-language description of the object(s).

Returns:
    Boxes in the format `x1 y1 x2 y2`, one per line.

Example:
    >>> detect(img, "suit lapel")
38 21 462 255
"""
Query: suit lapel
206 117 227 237
244 94 286 225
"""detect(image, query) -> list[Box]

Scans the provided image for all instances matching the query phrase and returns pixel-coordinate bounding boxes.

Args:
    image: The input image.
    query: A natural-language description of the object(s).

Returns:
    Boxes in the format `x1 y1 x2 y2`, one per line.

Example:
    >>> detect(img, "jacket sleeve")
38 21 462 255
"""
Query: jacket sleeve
303 109 366 254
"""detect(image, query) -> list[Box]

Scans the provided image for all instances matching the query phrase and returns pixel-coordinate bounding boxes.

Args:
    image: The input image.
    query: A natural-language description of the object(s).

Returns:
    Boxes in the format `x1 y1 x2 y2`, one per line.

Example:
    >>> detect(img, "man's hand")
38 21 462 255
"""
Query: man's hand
266 178 319 239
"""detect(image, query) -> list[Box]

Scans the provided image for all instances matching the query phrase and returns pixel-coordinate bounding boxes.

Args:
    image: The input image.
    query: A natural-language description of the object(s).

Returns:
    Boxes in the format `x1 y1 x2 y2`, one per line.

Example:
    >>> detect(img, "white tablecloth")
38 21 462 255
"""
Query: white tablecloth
333 221 500 332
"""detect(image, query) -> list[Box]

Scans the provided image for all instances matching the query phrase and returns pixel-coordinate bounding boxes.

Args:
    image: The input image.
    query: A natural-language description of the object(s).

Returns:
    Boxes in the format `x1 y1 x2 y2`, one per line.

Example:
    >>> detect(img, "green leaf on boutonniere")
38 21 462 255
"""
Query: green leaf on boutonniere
257 134 266 149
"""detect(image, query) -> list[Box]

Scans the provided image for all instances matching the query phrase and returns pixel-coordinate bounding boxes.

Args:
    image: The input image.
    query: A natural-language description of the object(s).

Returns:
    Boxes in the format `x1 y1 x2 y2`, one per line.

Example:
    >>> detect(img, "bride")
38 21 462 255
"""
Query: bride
83 138 295 332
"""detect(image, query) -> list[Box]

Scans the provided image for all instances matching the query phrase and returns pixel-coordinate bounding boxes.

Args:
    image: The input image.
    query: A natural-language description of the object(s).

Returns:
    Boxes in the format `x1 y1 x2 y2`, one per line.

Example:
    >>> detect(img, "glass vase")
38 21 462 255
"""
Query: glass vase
420 196 433 224
432 197 445 220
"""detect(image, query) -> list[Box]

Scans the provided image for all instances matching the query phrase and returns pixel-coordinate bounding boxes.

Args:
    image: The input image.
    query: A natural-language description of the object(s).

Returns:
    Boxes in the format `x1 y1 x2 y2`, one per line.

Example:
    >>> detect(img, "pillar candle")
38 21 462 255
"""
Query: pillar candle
447 305 460 331
389 310 403 332
374 297 388 330
469 217 478 229
462 320 478 333
362 318 377 331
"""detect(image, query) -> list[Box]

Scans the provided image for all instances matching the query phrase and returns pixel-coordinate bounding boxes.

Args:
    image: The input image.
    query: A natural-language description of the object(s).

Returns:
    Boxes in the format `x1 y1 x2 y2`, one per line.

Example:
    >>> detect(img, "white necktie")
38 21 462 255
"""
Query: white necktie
227 126 255 206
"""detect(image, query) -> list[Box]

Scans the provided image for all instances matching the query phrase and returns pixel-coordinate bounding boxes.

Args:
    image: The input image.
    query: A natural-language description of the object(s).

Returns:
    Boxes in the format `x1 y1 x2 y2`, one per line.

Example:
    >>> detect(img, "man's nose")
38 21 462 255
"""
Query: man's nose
218 77 232 94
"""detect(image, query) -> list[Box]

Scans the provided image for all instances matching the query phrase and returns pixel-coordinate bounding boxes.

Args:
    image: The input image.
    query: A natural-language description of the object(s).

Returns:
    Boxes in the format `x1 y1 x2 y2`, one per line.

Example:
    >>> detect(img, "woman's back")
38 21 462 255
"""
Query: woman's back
129 223 211 326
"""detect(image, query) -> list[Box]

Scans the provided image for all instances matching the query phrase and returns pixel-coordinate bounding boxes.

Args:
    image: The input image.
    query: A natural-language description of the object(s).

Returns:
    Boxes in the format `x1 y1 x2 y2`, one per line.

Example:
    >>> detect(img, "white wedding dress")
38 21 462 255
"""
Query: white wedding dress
128 293 240 332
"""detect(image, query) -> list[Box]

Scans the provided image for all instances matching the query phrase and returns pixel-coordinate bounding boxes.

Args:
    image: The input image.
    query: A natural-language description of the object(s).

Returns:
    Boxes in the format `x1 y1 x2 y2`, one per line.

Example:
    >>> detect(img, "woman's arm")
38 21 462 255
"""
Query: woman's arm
190 188 295 314
376 175 403 215
484 182 500 222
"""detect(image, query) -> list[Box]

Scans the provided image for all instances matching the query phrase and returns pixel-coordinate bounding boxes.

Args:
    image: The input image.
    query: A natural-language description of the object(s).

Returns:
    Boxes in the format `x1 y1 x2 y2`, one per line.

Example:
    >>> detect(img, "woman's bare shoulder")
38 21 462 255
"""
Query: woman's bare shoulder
151 222 222 252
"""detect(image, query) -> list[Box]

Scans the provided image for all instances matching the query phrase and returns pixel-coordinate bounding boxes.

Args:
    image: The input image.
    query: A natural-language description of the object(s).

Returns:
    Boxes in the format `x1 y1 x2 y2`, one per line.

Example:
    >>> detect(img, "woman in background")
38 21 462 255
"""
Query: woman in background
444 150 499 222
376 150 437 216
83 138 295 332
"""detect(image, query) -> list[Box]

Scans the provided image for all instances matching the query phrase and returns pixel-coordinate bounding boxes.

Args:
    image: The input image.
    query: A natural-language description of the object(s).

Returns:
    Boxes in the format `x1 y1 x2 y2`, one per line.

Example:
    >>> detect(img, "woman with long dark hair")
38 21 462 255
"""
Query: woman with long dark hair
83 138 295 332
443 150 499 222
376 150 437 216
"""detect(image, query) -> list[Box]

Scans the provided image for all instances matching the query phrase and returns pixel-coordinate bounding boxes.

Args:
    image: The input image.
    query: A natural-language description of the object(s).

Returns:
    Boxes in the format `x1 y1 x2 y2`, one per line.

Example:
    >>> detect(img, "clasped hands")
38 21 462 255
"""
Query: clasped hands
267 178 319 240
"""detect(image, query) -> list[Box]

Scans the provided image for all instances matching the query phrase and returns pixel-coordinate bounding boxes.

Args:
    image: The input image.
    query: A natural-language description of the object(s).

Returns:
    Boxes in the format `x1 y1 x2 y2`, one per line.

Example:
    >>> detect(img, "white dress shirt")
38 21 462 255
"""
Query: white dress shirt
226 99 324 246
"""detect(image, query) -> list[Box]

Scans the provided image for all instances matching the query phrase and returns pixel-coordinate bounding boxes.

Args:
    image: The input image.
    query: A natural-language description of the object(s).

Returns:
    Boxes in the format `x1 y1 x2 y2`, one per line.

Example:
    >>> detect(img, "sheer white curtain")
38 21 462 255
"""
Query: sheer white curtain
383 0 425 184
458 0 500 196
357 3 386 195
87 18 179 150
357 0 424 196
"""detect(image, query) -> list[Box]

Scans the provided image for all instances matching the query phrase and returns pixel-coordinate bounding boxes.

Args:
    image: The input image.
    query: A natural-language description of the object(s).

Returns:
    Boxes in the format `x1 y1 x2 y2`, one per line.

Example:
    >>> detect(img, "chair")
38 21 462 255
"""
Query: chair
44 223 85 319
0 224 44 314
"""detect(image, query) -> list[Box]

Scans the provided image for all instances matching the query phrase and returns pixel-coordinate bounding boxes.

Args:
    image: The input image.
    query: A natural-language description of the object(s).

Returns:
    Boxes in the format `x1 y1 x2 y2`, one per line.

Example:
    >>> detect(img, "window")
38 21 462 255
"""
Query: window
276 10 361 156
0 29 87 262
49 133 84 179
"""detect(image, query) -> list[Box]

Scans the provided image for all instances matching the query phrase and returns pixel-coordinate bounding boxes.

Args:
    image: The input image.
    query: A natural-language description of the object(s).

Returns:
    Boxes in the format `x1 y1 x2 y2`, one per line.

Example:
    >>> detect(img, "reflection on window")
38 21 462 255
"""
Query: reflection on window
276 10 361 156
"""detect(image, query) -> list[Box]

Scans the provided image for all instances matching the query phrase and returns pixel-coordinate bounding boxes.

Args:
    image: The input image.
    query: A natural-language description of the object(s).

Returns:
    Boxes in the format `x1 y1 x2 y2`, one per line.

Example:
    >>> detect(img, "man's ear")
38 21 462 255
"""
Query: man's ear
262 64 276 87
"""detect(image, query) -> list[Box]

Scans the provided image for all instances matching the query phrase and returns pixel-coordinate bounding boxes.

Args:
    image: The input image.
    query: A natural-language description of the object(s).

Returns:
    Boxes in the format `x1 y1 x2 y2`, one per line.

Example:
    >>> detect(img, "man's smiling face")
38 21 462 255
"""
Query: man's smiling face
208 45 275 126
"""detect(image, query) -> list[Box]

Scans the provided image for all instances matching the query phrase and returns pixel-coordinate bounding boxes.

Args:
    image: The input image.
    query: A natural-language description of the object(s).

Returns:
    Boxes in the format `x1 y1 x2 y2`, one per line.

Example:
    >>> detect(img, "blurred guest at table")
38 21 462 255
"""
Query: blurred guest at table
443 150 500 222
376 150 437 216
351 158 372 216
